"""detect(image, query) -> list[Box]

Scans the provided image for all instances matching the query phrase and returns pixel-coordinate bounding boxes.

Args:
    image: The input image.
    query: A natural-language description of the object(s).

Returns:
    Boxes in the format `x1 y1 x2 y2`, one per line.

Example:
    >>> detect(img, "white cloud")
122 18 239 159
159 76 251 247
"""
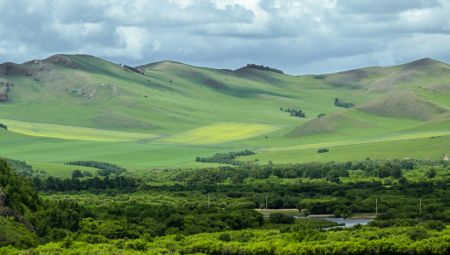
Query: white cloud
1 0 450 73
50 22 103 40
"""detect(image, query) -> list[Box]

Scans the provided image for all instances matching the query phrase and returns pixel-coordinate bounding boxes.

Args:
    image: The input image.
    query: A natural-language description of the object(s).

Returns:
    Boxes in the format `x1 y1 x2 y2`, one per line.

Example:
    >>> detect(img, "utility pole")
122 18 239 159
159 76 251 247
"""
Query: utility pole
375 198 378 215
419 199 422 217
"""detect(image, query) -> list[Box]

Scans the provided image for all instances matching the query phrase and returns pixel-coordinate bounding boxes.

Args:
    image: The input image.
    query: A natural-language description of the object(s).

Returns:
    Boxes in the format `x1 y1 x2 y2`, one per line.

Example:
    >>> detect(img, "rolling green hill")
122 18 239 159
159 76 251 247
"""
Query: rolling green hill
1 54 449 175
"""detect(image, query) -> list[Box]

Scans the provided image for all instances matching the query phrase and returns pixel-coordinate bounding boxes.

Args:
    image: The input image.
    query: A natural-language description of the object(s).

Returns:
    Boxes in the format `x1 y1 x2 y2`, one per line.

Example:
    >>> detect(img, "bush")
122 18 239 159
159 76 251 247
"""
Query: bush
317 148 329 153
334 98 355 108
218 233 231 242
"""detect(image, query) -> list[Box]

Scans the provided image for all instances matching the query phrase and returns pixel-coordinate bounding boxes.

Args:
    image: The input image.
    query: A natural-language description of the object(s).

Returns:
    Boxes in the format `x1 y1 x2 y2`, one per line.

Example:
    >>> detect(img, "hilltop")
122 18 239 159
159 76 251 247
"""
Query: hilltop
0 55 449 172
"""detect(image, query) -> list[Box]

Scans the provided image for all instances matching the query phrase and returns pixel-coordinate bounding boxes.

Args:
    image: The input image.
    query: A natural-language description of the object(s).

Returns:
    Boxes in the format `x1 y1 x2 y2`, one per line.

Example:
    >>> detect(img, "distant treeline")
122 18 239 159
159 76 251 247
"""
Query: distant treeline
245 64 284 74
195 150 255 165
280 107 306 118
1 158 34 177
334 98 355 108
177 159 418 185
33 175 139 191
64 161 126 176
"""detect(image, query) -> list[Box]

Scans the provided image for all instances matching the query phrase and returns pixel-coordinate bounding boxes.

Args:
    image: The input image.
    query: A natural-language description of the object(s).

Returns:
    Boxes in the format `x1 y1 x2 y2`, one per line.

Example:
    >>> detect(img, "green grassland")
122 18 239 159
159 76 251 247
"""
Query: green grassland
1 55 450 173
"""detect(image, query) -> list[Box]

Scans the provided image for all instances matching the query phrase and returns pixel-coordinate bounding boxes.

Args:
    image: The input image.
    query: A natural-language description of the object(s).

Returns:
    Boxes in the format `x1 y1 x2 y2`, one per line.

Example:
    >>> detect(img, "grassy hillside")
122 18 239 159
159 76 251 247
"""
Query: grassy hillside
0 55 449 172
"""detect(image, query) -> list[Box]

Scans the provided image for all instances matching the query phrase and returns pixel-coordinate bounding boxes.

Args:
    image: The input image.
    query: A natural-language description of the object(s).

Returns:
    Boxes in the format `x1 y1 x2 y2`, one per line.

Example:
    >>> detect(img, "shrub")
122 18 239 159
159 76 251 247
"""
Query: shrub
218 233 231 242
317 148 329 153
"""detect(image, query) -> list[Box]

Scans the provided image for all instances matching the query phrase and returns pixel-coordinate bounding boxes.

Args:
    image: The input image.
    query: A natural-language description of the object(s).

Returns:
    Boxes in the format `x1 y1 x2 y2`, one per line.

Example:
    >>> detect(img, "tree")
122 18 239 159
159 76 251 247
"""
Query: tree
269 213 295 224
72 170 83 179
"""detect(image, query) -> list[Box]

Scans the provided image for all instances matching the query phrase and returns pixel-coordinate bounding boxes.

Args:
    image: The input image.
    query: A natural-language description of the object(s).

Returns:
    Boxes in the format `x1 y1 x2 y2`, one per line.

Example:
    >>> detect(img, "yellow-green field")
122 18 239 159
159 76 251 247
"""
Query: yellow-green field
0 118 159 142
164 122 279 144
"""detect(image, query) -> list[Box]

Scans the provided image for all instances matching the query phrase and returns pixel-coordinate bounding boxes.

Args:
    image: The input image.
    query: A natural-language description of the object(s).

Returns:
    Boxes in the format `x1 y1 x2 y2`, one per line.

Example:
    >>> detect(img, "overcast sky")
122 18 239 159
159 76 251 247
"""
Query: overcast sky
1 0 450 74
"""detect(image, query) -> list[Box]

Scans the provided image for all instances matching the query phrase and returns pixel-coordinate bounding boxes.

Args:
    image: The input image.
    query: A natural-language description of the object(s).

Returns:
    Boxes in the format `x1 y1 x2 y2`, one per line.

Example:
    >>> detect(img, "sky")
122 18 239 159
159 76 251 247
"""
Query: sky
1 0 450 74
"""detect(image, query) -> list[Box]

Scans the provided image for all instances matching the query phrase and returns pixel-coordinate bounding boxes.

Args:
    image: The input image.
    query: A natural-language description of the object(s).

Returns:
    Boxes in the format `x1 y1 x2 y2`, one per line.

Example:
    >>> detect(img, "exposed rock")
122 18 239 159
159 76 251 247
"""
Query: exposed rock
0 81 13 102
45 54 79 69
68 87 96 99
0 62 31 76
0 189 34 231
0 189 5 207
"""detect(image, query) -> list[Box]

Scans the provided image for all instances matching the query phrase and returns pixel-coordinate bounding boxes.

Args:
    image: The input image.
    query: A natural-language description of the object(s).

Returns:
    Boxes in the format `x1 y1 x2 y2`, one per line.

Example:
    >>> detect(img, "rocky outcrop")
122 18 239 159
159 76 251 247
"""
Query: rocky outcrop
0 81 12 102
45 54 79 69
0 189 34 231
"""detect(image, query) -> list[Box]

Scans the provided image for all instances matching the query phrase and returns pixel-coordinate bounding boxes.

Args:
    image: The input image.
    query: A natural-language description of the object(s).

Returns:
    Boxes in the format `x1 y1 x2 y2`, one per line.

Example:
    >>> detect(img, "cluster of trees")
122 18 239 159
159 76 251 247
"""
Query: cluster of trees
334 98 355 108
0 158 34 177
0 123 6 130
0 159 41 214
33 176 140 191
195 150 255 165
1 157 449 254
64 161 126 176
280 107 306 118
71 170 93 179
176 159 421 185
245 64 284 74
120 64 144 75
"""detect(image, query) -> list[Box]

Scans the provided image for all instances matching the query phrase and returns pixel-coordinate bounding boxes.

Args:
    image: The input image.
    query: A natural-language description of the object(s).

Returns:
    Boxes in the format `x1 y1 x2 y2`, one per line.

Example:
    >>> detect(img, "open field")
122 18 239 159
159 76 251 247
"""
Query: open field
164 122 279 144
0 118 159 142
241 135 450 164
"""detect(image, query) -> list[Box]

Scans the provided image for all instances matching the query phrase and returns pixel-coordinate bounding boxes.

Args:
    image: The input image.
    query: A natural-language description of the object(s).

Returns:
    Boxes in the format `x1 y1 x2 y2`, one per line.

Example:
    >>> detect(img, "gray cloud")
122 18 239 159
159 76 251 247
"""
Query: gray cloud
1 0 450 74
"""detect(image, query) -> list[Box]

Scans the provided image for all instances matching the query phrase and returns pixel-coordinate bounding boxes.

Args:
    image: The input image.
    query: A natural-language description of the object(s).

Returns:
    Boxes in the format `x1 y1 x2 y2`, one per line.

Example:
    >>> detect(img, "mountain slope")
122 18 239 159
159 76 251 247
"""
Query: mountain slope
1 55 449 170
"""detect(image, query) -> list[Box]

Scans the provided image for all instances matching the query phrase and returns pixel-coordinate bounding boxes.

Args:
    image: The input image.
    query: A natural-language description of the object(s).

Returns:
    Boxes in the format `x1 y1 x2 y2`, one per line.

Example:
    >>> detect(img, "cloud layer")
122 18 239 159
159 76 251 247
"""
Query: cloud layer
1 0 450 74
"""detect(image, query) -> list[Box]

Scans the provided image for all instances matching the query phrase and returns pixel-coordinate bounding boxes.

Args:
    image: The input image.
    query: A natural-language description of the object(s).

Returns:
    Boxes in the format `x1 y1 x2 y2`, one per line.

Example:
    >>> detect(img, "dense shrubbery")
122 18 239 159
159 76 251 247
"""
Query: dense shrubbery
0 123 7 130
195 150 255 165
2 224 449 254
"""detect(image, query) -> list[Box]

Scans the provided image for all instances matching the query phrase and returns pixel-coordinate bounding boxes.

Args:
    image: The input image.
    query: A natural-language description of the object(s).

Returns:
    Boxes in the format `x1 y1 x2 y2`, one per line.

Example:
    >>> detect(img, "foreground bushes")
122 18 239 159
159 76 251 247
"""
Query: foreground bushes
2 226 449 255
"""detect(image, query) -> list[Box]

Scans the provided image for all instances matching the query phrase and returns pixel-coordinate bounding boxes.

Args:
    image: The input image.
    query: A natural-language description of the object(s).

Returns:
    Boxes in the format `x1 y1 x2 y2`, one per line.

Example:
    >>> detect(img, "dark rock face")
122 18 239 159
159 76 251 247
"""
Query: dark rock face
0 81 12 102
45 54 79 69
0 189 5 207
0 189 34 231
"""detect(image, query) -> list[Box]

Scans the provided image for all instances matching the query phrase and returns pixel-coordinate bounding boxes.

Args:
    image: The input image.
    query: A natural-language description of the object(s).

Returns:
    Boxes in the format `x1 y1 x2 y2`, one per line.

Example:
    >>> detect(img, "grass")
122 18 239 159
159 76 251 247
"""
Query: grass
241 135 450 164
1 54 450 174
